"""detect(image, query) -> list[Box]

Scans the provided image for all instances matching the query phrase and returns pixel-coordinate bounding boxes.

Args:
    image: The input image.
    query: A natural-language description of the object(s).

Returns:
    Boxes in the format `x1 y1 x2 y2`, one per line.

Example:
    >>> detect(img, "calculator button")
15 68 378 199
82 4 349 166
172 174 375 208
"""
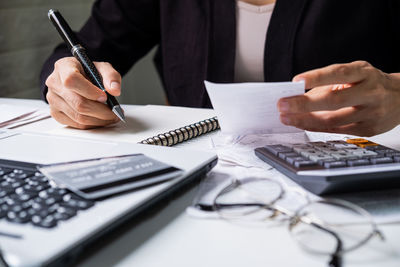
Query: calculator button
299 149 321 157
345 138 369 144
384 152 400 157
370 157 394 164
363 146 380 151
286 157 307 165
293 145 312 153
313 144 333 151
264 145 293 156
347 159 371 167
319 148 345 154
349 149 378 157
332 143 359 149
309 154 335 162
294 160 318 168
278 152 300 160
323 161 347 168
369 146 391 153
330 152 358 160
357 142 379 148
327 140 347 145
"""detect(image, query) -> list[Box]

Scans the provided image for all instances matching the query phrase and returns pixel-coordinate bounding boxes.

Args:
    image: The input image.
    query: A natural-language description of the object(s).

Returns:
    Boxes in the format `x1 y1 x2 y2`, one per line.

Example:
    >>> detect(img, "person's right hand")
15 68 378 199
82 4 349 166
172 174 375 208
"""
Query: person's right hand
45 57 122 129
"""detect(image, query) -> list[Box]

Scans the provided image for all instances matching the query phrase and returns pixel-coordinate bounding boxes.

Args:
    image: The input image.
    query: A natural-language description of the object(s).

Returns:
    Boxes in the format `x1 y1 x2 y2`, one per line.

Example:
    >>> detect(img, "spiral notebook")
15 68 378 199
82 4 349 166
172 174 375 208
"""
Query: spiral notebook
139 116 219 146
46 105 220 146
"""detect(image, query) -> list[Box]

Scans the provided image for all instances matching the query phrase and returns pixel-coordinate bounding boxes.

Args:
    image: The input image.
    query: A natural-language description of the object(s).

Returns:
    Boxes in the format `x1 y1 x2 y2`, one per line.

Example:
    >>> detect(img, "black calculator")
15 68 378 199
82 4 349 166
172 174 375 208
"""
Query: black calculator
255 138 400 195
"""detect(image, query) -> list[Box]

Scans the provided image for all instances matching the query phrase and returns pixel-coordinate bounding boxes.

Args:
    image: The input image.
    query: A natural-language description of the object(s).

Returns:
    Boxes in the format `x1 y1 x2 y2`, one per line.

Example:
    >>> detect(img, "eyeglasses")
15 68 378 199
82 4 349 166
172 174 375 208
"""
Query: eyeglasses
196 177 384 267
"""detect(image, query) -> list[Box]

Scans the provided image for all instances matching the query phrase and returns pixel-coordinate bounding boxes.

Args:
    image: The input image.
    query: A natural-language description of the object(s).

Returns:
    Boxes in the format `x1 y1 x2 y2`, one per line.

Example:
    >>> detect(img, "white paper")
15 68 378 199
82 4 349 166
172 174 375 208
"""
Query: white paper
0 104 50 129
204 81 304 135
48 105 217 144
0 104 37 124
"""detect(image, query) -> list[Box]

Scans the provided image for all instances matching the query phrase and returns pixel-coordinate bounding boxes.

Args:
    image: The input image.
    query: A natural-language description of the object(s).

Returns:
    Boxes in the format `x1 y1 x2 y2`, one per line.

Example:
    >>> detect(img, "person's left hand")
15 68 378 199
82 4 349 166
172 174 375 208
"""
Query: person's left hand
277 61 400 136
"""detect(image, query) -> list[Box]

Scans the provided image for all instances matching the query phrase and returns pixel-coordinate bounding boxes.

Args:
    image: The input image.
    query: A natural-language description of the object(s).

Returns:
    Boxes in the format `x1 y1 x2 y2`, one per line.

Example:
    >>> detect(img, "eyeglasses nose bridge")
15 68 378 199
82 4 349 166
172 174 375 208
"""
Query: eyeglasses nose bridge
288 215 302 230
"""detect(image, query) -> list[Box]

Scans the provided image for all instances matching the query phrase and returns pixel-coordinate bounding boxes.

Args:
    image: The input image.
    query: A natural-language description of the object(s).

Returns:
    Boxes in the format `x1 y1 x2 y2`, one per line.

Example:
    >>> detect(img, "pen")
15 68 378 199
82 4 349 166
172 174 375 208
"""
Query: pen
47 9 126 123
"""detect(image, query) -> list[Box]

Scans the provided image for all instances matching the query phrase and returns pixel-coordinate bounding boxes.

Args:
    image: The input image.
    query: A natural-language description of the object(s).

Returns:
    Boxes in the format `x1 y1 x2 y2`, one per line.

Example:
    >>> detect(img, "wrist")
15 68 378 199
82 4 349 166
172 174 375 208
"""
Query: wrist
387 73 400 125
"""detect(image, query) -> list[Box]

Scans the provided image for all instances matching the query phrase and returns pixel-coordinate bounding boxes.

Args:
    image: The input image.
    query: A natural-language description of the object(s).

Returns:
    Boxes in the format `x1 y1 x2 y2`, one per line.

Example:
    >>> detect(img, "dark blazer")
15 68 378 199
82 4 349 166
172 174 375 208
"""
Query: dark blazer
40 0 400 108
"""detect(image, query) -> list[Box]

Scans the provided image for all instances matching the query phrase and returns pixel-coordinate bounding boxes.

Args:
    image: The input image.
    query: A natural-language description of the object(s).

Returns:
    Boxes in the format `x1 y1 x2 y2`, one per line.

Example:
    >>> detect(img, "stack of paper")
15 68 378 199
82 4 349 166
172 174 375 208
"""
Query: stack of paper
0 104 50 129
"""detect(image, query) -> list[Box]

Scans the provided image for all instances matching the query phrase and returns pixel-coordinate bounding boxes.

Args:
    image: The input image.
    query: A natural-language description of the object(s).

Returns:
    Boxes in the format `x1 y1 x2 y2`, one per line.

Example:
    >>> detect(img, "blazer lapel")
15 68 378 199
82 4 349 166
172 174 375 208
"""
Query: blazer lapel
206 0 236 83
264 0 308 81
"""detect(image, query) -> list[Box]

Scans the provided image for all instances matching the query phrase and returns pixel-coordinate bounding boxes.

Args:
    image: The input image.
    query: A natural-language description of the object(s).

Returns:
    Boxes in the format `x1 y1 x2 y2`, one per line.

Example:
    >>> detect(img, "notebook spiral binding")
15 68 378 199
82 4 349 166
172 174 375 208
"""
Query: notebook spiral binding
139 117 220 146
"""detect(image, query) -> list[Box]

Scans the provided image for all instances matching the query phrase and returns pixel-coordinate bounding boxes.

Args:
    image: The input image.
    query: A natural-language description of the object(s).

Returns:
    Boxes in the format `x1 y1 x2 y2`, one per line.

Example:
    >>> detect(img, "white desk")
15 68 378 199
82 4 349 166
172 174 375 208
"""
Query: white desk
1 98 400 267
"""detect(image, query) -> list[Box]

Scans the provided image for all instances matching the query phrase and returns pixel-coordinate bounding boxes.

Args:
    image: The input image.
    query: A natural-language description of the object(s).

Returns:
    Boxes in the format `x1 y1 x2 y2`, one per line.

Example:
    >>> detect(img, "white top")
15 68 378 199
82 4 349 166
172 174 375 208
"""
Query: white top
234 1 275 82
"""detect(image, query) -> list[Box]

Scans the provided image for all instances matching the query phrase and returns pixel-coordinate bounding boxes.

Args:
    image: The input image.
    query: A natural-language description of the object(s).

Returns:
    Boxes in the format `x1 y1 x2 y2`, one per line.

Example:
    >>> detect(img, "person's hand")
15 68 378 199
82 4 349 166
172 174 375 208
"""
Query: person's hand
277 61 400 136
45 57 122 129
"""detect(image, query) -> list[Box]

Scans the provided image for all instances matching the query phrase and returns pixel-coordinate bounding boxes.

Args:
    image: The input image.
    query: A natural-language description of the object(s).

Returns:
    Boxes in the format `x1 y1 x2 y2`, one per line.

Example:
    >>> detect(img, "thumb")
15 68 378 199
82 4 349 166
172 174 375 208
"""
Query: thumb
94 62 122 96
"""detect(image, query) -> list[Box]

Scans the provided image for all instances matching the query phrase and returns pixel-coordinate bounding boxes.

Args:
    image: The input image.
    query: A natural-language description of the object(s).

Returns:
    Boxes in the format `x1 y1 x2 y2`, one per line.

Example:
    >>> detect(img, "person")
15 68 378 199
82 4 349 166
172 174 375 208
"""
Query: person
40 0 400 136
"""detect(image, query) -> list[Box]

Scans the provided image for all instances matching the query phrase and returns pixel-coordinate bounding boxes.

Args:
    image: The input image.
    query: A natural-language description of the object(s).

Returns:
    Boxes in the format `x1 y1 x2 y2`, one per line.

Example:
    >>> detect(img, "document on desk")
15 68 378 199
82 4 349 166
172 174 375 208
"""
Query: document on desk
204 81 304 135
0 104 50 129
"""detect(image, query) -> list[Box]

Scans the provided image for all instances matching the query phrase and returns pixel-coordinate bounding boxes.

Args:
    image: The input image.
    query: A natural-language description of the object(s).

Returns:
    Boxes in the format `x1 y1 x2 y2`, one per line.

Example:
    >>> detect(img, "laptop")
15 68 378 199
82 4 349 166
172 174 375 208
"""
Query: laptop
0 130 217 267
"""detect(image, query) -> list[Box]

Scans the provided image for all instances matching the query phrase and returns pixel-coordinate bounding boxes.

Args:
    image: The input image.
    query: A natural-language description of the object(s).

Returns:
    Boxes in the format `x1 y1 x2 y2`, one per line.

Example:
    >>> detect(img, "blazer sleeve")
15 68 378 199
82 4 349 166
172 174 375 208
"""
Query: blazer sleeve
39 0 160 102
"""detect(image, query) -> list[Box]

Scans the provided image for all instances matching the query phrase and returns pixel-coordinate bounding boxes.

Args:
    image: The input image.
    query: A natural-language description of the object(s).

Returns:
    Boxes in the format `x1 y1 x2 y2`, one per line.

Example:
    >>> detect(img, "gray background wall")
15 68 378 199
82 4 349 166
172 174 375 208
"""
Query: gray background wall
0 0 165 105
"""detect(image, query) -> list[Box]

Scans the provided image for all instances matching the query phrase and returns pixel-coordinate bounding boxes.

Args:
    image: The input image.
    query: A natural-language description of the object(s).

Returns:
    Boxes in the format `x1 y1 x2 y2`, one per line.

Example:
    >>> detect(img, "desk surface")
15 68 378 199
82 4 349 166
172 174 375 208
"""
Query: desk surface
1 98 400 267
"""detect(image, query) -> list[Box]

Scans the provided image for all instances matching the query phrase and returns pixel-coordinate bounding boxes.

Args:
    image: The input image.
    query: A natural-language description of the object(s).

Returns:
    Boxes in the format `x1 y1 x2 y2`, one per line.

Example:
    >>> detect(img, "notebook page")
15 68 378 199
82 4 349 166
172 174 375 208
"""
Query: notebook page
47 105 217 144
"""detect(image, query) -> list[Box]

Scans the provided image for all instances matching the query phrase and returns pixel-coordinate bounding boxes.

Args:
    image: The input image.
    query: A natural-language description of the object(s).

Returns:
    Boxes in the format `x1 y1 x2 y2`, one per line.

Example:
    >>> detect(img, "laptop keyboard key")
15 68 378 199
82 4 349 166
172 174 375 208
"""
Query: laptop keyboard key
6 210 31 224
4 170 34 180
39 190 63 202
0 167 13 176
0 162 96 228
32 215 58 228
53 206 77 221
45 188 68 197
62 194 94 210
0 209 6 218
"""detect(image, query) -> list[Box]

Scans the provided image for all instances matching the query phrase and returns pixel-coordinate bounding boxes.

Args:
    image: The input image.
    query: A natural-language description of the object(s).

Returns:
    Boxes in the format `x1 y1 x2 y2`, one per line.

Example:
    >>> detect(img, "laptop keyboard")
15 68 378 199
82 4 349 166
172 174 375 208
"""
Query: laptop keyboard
0 159 94 229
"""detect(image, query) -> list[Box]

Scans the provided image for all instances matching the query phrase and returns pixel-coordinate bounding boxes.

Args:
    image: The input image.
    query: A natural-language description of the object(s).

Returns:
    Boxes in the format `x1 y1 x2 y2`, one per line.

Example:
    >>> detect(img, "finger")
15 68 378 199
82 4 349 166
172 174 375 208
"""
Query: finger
57 90 119 121
50 110 103 130
322 122 375 137
293 61 372 89
49 91 119 127
54 57 107 102
280 106 366 130
277 83 367 113
94 62 122 96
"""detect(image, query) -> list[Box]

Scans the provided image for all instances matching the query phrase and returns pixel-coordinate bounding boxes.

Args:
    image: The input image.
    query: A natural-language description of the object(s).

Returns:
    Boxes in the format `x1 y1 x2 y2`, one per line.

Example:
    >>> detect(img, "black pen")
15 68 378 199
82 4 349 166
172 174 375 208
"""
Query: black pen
47 9 126 123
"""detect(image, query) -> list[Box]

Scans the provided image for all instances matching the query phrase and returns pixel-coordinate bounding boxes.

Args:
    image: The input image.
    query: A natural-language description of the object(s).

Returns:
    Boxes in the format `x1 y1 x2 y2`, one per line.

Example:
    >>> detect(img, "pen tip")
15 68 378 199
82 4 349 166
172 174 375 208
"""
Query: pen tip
112 106 126 123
